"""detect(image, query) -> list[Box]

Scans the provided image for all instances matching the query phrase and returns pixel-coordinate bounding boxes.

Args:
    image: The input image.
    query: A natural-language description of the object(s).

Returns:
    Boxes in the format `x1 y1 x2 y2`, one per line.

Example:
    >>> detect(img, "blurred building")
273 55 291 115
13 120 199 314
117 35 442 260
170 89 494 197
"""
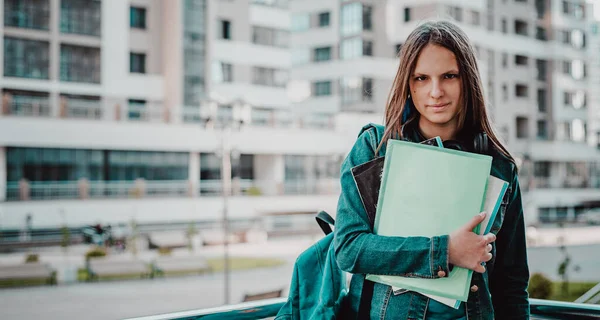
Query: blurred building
289 0 600 225
0 0 345 230
0 0 599 230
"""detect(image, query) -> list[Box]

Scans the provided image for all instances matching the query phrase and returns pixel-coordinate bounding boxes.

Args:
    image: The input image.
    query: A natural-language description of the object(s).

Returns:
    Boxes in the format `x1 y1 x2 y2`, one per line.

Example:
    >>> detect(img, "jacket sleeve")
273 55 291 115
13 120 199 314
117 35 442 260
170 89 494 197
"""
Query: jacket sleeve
333 128 451 279
490 167 531 319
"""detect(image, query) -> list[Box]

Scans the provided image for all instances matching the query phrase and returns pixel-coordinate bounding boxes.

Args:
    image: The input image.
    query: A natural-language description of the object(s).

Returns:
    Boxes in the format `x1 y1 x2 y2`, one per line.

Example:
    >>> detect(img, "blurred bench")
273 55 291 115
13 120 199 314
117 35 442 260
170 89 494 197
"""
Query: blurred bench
152 256 210 276
243 289 283 302
0 263 57 285
87 258 151 281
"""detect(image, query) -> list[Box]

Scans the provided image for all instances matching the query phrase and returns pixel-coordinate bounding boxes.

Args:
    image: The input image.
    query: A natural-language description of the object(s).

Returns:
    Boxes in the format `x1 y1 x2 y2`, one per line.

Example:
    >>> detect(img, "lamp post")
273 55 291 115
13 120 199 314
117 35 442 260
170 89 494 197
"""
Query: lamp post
200 99 251 305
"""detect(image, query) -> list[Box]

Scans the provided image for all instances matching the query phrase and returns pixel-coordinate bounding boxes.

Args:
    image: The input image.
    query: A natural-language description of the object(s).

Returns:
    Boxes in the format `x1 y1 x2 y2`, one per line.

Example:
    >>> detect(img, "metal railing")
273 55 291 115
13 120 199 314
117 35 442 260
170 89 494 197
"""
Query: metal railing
6 179 340 201
123 298 600 320
64 99 103 120
2 96 52 117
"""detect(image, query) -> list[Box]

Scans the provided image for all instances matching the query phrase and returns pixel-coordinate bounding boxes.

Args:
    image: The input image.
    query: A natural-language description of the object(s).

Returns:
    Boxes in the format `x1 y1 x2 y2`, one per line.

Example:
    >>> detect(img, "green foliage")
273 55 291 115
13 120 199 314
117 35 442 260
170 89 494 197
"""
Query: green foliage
528 273 553 299
85 247 107 260
24 254 39 264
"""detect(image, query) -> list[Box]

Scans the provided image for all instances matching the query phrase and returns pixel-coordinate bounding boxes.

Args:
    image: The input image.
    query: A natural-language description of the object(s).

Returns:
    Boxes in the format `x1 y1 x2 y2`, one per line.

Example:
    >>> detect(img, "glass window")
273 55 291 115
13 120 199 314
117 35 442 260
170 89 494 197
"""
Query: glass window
534 161 551 177
252 26 289 48
237 155 254 179
60 0 101 36
516 117 529 138
3 37 50 79
60 44 101 83
212 62 233 83
319 12 330 27
340 37 362 60
363 40 373 56
341 3 362 36
284 155 306 180
127 99 146 120
4 0 50 30
313 81 332 96
292 13 309 32
341 77 372 104
130 6 146 29
537 89 546 112
515 84 528 97
362 5 372 31
404 7 411 22
220 20 231 39
537 120 548 139
130 53 146 74
200 153 221 180
252 67 288 87
314 47 331 62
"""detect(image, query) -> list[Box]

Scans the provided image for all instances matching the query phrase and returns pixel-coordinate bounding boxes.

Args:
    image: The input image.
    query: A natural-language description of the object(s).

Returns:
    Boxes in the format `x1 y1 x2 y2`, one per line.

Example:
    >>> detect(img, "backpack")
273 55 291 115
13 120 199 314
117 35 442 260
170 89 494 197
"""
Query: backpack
275 211 348 320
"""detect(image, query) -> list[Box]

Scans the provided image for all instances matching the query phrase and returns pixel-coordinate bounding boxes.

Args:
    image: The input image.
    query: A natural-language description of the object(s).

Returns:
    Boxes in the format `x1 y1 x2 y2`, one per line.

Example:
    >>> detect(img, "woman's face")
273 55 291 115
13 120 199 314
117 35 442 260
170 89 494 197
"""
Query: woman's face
409 44 462 135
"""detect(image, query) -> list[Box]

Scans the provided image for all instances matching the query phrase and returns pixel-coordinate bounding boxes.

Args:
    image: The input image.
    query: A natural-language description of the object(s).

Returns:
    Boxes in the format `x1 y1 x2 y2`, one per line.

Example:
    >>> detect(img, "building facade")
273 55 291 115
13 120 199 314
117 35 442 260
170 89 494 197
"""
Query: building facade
1 0 599 230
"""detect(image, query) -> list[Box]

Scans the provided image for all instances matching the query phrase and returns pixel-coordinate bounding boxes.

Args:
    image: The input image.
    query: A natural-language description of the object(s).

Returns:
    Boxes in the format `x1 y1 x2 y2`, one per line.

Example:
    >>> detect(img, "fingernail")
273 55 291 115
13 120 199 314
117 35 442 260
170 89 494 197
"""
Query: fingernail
479 212 486 217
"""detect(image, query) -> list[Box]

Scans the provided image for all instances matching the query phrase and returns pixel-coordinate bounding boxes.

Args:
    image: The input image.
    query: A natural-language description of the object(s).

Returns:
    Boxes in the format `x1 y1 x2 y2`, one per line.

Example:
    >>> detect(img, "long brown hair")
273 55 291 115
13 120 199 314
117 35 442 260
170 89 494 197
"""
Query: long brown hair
377 20 515 165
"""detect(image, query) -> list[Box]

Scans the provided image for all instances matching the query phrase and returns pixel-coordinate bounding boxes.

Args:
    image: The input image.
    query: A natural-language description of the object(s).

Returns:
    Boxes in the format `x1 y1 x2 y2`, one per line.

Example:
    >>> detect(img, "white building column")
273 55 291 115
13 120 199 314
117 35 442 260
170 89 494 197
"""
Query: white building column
0 147 6 202
50 0 60 118
189 152 200 197
254 154 284 196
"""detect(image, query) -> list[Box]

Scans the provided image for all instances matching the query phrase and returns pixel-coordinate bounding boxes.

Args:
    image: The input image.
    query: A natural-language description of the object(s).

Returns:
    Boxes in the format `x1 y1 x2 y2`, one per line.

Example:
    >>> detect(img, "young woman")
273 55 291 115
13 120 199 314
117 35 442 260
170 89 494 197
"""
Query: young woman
334 20 530 319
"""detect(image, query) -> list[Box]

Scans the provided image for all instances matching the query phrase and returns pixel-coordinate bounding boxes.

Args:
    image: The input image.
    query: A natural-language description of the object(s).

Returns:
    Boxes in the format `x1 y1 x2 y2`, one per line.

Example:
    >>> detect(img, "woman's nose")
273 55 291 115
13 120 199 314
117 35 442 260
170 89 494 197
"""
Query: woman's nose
430 81 444 99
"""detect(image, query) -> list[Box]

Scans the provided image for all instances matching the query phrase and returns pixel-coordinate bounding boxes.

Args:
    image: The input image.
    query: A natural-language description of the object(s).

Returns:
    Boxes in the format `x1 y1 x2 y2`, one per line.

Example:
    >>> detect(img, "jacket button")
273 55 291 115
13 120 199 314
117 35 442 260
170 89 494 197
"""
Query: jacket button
437 270 446 277
470 285 479 292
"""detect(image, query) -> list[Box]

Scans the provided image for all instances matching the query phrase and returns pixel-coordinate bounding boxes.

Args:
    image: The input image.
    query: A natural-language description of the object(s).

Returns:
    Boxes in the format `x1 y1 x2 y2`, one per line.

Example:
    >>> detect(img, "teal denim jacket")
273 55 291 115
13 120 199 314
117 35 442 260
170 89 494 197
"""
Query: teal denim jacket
334 124 530 320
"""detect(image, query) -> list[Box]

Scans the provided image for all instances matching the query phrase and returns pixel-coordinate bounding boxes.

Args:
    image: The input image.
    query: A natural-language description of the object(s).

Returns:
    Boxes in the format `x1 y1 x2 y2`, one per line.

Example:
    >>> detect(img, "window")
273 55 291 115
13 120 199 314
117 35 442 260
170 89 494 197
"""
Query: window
252 67 288 87
130 6 146 29
469 10 480 26
314 47 331 62
212 62 233 83
4 0 50 30
61 0 101 36
502 84 508 101
340 37 362 59
515 20 528 36
535 0 545 19
200 153 221 181
564 90 586 109
536 59 547 81
313 81 332 96
3 37 50 79
537 89 546 112
341 3 362 36
536 27 547 41
292 13 309 32
363 40 373 56
60 44 101 83
318 12 330 27
1 89 51 117
340 77 372 105
395 43 403 56
448 6 462 22
534 161 551 177
515 55 528 66
501 18 507 33
562 1 585 19
129 53 146 74
252 26 289 48
515 84 528 97
537 120 548 139
220 20 231 39
362 5 372 31
404 7 411 22
128 99 146 120
502 53 508 67
236 155 254 180
516 117 529 138
561 30 571 44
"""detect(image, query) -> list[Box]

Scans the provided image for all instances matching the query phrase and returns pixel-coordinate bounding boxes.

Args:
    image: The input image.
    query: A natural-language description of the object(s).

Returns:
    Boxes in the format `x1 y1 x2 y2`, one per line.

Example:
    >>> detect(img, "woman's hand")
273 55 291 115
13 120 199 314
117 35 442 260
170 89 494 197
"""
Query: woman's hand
448 212 496 273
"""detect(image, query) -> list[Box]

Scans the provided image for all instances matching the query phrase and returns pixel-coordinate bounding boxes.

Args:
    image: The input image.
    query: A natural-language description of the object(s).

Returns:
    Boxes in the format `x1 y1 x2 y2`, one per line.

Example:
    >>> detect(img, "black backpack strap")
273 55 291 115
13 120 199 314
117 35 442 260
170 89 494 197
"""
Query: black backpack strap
315 210 335 235
358 278 375 318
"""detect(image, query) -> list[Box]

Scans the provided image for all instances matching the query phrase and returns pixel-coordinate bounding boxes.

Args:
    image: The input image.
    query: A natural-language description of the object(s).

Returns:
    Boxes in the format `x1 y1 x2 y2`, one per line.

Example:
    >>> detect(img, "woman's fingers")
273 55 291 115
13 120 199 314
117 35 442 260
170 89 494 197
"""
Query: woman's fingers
486 244 492 253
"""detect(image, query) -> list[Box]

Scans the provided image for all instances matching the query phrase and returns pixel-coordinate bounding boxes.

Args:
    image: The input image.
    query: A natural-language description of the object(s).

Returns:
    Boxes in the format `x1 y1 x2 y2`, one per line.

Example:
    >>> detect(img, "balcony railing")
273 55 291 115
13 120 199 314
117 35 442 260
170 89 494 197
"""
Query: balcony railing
530 177 591 189
1 96 52 117
6 179 340 201
1 99 336 130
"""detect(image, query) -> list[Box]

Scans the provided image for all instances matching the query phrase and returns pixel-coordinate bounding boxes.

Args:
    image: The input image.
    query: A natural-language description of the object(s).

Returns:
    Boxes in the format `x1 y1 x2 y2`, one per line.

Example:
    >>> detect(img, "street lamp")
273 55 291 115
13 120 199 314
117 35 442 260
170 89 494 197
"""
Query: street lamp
200 99 251 305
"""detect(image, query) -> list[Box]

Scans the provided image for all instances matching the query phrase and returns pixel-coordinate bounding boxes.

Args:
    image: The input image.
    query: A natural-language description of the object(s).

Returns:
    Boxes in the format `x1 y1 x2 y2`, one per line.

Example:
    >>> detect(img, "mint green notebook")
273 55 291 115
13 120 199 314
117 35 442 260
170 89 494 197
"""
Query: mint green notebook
366 139 492 302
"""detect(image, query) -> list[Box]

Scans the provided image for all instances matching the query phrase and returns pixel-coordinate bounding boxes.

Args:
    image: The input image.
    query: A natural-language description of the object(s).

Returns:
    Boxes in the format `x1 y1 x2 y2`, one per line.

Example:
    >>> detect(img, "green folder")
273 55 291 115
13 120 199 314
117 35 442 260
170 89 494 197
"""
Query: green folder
365 139 492 302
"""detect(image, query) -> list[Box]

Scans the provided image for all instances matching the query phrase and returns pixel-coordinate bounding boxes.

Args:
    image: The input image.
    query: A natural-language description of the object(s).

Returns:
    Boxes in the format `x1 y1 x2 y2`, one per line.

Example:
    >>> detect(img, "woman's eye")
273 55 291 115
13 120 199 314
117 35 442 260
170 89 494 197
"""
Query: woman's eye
415 76 427 81
444 74 458 79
